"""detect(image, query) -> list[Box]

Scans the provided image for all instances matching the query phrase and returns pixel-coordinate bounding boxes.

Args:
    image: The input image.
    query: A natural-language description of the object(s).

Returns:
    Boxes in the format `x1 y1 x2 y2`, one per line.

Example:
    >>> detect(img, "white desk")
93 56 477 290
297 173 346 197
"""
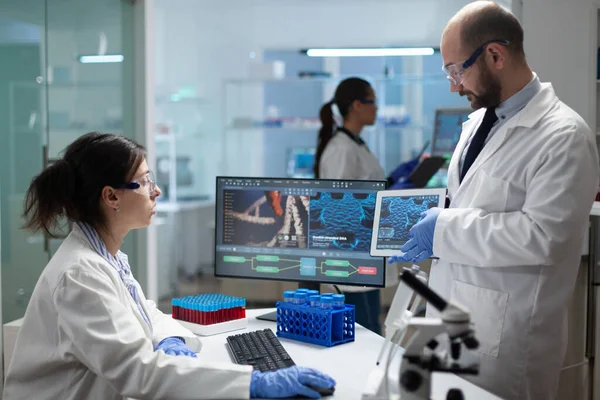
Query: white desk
3 310 500 399
199 309 501 400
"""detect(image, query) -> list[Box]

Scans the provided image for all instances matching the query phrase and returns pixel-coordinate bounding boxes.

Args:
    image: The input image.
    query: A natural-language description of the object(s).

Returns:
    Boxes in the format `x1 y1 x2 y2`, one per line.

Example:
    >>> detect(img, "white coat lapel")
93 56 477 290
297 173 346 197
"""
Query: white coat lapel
455 84 560 190
459 117 519 187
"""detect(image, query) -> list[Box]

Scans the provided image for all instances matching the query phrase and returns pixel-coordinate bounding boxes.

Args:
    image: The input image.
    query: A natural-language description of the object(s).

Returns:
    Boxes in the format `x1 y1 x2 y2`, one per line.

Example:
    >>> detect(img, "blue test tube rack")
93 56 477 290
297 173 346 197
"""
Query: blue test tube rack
275 301 355 347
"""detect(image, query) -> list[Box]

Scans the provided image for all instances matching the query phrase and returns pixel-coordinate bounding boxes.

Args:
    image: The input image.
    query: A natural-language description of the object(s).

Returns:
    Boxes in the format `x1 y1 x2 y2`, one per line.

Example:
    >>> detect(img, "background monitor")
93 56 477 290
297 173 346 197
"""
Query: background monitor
286 147 315 178
215 177 387 301
430 107 472 159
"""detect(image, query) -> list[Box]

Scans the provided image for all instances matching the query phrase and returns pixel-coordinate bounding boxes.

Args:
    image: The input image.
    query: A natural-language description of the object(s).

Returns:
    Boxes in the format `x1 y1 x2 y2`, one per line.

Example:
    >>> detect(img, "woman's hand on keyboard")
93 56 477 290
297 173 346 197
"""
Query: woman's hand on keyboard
249 366 336 399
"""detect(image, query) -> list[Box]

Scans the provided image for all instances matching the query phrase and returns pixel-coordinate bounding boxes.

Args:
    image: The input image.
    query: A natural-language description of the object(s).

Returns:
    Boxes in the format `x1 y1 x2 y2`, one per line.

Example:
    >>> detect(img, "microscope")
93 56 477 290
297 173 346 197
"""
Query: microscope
362 266 479 400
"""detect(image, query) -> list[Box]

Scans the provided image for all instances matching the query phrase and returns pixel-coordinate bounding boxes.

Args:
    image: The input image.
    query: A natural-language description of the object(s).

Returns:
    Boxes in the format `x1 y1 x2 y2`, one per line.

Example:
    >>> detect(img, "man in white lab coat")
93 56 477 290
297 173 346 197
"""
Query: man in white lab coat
390 2 600 399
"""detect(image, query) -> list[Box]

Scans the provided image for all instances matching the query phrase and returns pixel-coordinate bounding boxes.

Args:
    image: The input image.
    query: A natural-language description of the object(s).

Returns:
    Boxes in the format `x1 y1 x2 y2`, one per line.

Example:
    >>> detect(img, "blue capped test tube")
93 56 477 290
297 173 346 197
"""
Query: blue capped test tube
332 294 345 309
320 296 333 310
294 292 308 305
309 295 320 308
283 291 296 302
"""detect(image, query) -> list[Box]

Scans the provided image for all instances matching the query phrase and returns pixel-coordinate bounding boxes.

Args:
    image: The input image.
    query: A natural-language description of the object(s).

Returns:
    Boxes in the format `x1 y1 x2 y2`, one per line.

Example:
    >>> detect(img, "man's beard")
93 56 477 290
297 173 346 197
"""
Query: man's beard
460 63 502 110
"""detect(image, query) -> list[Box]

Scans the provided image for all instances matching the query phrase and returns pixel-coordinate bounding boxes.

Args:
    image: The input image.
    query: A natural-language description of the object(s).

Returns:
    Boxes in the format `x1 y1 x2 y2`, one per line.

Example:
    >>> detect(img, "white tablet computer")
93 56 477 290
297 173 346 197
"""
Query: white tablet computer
370 188 447 257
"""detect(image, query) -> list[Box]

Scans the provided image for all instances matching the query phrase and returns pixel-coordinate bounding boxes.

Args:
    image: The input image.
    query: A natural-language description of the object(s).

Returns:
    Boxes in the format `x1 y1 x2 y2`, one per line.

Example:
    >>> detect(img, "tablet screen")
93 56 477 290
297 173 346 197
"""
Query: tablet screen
370 189 446 256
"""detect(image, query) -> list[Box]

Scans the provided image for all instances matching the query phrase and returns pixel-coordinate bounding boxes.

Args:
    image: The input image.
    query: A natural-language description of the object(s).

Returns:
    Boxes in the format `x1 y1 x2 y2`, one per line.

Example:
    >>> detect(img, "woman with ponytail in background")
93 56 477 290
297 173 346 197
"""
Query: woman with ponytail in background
314 77 418 334
4 132 335 400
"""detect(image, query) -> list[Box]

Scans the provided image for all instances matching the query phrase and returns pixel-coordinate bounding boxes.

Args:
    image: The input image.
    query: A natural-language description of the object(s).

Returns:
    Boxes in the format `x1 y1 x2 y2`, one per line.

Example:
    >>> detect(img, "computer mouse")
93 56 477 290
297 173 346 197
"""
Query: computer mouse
293 385 335 398
307 384 335 397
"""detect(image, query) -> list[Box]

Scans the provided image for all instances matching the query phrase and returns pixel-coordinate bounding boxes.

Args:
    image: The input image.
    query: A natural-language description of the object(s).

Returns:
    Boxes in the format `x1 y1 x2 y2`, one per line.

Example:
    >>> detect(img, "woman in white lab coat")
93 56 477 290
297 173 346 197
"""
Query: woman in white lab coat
3 132 335 400
314 77 417 334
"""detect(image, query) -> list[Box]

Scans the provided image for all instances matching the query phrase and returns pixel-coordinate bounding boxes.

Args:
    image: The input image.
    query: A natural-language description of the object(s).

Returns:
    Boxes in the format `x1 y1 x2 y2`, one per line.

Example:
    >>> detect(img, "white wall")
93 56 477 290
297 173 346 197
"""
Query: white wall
522 0 596 128
156 0 473 51
521 1 598 398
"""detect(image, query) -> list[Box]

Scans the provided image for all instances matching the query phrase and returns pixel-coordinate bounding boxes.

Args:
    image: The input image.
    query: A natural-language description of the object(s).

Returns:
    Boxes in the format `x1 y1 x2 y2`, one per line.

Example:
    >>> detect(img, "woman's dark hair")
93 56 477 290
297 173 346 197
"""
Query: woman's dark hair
314 77 372 178
23 132 146 236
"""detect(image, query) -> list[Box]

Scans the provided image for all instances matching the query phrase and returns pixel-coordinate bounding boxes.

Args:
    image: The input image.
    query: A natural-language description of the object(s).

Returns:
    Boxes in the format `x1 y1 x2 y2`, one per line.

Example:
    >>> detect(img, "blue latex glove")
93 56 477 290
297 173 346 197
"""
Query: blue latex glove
154 336 197 358
388 207 442 263
250 366 336 399
389 157 420 182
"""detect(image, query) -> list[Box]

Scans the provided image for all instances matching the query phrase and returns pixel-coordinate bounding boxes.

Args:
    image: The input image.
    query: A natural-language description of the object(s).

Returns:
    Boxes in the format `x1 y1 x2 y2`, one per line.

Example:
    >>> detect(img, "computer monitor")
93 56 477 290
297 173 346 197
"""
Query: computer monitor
286 148 315 178
430 108 472 159
215 176 387 319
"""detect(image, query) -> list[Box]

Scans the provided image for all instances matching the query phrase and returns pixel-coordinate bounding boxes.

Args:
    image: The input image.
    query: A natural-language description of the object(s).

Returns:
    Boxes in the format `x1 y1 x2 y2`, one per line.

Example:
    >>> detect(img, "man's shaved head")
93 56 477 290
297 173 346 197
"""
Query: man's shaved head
446 1 525 58
440 1 532 110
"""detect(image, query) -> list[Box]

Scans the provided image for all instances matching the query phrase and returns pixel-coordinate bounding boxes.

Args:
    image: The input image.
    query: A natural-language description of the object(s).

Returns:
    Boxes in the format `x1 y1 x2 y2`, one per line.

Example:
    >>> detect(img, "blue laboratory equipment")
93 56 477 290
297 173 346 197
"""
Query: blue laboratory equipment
320 296 333 310
309 295 321 308
276 293 355 347
294 292 308 305
332 294 345 309
283 291 296 302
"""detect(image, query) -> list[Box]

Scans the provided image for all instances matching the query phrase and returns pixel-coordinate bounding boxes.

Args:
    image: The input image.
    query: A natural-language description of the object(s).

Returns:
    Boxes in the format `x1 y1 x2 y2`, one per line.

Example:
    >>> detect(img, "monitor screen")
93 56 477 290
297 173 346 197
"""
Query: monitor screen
215 177 387 287
431 108 472 158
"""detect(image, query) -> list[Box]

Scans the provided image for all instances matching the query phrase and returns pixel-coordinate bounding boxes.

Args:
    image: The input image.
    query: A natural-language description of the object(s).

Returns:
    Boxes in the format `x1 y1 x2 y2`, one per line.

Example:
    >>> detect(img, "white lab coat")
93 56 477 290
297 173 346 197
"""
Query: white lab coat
429 83 600 400
320 130 386 181
3 228 252 400
319 130 399 292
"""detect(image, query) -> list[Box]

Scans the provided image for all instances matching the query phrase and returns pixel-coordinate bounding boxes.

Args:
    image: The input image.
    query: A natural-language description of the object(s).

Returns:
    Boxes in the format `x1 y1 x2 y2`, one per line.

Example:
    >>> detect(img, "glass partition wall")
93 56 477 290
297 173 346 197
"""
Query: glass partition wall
152 0 470 312
0 0 140 328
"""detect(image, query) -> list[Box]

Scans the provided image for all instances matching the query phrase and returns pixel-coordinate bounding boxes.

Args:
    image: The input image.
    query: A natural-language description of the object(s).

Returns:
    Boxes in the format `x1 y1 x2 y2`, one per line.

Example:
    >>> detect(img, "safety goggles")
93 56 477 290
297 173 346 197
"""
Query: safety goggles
120 171 158 196
442 39 509 86
359 98 377 105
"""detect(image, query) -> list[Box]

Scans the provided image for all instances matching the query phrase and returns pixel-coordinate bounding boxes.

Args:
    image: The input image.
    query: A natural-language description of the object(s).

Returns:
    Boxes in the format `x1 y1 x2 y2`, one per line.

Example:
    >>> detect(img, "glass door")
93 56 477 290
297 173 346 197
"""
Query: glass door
44 0 137 261
0 1 47 325
0 0 140 326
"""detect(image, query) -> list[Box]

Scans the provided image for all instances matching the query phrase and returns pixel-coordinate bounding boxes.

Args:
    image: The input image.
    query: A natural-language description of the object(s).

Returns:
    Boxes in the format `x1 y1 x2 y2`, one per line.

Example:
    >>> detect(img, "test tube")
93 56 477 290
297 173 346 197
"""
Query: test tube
199 297 204 324
183 297 189 322
283 291 296 302
309 295 320 308
321 292 334 297
171 298 179 319
178 294 248 325
218 297 222 323
192 301 198 324
218 297 224 323
296 288 309 294
320 296 333 310
210 303 217 325
332 294 345 309
307 290 320 298
294 292 308 305
220 297 225 323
